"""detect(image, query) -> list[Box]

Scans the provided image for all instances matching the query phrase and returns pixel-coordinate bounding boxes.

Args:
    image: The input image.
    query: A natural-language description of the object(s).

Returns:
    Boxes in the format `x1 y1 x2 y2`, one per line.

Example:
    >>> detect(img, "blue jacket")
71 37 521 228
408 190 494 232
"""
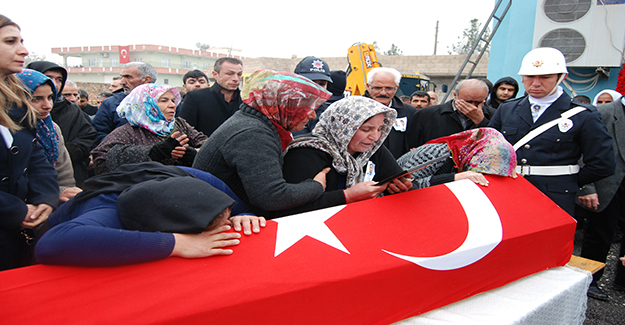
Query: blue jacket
489 93 615 215
92 90 127 143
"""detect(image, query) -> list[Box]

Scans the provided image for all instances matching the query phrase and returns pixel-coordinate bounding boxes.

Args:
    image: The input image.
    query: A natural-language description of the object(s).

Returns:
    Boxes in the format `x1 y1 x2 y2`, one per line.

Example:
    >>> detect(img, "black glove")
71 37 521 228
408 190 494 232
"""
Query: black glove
177 147 197 166
149 137 180 162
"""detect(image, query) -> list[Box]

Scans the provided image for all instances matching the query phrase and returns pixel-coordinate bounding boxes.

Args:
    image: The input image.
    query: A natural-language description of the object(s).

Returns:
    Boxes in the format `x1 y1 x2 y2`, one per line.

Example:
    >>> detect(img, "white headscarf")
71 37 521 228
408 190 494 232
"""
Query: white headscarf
592 89 622 106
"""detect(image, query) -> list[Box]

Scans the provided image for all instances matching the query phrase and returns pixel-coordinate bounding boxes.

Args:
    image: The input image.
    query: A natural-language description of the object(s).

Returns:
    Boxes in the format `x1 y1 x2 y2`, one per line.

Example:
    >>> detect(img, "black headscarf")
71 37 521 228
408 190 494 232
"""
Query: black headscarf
117 177 235 233
71 162 193 206
26 61 68 94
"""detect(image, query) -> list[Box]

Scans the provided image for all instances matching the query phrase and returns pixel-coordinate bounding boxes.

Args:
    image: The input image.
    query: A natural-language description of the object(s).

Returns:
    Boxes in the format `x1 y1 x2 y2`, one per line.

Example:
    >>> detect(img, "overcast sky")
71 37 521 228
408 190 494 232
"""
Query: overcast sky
5 0 496 63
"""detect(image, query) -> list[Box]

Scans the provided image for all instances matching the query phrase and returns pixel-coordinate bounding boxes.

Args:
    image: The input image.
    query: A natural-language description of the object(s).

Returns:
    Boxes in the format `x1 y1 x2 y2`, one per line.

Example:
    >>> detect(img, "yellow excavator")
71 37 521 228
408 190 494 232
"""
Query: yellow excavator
345 43 430 97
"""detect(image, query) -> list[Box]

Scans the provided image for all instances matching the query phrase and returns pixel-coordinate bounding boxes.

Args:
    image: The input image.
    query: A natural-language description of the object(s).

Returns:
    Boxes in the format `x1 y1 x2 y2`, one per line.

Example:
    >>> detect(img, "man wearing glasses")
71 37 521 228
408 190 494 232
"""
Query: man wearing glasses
364 67 416 158
406 78 494 148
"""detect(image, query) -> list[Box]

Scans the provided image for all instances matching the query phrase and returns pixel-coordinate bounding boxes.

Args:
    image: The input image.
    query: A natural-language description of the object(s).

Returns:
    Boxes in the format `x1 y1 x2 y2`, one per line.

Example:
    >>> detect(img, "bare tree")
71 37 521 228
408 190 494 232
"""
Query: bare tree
25 52 47 65
384 43 403 56
448 18 490 55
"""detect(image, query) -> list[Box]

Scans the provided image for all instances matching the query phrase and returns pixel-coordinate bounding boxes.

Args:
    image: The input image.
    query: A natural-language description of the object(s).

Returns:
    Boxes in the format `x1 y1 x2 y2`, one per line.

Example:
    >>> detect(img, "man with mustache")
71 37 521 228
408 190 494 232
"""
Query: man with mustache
92 62 157 143
364 67 416 158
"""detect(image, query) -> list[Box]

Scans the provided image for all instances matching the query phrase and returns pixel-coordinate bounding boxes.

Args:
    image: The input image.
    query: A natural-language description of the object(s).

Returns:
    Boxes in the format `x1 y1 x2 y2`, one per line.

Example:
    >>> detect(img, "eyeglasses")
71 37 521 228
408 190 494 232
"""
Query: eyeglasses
370 86 397 93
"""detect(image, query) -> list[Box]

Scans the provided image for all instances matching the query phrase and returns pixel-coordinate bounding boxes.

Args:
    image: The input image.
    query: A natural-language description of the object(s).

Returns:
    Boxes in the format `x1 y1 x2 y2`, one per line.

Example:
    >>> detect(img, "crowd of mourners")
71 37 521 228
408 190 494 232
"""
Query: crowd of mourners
2 15 625 300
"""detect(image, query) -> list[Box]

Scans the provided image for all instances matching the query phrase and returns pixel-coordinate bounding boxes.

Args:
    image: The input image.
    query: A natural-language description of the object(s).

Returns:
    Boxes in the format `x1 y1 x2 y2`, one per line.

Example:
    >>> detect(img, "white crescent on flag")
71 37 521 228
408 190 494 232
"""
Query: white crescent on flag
120 49 128 58
382 179 503 270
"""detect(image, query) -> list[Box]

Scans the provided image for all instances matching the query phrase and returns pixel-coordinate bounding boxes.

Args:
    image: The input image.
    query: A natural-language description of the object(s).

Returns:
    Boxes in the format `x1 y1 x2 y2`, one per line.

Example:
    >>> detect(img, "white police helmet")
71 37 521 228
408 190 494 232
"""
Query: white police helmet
518 47 568 76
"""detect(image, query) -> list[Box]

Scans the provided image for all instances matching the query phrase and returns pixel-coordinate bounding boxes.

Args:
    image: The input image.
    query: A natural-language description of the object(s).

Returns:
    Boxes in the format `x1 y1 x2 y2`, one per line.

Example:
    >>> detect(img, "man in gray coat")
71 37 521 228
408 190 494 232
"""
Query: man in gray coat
578 95 625 300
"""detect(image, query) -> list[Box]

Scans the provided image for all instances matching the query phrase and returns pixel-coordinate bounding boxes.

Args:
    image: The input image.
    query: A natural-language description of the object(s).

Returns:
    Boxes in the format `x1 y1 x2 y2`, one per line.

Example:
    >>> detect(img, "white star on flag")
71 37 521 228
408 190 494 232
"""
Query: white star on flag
273 205 350 257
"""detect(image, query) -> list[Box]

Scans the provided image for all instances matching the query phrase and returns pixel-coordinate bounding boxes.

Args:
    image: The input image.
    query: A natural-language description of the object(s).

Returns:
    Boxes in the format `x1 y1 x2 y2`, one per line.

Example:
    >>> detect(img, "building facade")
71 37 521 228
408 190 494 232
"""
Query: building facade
52 44 246 86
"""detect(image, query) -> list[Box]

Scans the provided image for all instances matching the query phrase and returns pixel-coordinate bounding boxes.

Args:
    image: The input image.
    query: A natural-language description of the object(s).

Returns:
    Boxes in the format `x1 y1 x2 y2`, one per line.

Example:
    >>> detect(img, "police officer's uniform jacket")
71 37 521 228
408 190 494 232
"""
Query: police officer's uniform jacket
489 92 615 215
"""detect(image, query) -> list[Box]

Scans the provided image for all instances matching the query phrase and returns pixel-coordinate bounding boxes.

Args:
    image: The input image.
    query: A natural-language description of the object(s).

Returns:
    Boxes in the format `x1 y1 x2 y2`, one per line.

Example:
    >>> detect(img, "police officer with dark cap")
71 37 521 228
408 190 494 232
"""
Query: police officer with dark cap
293 57 335 136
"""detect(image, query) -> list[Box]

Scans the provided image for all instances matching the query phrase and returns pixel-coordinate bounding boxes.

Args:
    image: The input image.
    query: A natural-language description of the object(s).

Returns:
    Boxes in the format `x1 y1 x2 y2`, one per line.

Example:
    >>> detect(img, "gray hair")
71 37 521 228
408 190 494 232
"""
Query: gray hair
123 62 157 83
455 79 489 95
367 67 401 86
65 80 77 88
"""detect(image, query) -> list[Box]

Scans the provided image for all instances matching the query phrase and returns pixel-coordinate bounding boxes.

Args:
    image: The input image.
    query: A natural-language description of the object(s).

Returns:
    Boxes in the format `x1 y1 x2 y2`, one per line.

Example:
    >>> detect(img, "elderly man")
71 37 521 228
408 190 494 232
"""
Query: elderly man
180 58 243 138
92 62 157 142
61 80 80 103
406 78 494 148
364 67 416 158
489 47 614 217
410 91 431 109
487 77 519 109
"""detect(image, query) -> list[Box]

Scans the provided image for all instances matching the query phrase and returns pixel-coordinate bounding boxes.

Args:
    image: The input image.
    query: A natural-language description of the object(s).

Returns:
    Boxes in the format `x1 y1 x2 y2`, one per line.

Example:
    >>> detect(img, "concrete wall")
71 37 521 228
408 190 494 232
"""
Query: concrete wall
242 54 489 102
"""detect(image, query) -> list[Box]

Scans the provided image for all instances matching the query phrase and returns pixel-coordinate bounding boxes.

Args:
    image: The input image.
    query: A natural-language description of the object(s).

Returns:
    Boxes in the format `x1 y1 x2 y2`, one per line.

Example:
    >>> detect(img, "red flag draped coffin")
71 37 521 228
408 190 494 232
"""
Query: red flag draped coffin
0 176 575 324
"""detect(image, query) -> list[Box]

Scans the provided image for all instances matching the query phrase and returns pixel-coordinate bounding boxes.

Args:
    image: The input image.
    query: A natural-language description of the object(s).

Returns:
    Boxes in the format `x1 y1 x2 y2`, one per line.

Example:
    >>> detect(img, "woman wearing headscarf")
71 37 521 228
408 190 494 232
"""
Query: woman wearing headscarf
16 69 82 202
278 96 412 217
91 83 207 174
35 162 266 267
396 127 517 189
593 89 621 106
193 70 332 217
0 15 59 270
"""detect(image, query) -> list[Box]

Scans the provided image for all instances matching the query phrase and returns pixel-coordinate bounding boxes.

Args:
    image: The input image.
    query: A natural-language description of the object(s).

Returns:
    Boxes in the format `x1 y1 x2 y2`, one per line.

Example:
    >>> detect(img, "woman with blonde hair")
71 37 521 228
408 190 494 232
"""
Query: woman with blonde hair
0 15 59 270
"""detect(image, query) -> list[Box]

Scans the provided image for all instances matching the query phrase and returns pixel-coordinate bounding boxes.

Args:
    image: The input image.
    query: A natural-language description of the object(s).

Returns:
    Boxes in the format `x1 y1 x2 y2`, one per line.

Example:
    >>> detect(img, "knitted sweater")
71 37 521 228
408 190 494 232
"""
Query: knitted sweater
193 104 324 217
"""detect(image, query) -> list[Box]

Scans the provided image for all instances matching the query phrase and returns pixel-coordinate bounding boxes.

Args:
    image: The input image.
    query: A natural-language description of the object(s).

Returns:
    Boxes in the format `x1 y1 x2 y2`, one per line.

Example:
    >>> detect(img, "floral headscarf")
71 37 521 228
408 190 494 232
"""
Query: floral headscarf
242 70 331 150
287 96 396 187
16 69 59 166
426 127 517 177
117 84 181 136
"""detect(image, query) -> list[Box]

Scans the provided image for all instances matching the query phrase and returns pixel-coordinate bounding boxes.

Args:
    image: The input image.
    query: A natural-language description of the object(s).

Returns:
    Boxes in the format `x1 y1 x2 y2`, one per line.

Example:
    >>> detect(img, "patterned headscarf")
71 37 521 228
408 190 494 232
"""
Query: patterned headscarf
16 69 59 166
242 70 331 150
426 127 517 177
117 84 181 137
287 96 396 187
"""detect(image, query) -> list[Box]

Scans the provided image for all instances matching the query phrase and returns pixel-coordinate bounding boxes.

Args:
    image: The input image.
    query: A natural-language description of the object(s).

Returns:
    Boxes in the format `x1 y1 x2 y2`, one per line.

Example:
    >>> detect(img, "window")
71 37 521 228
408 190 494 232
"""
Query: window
88 59 96 67
163 79 169 84
162 59 170 68
111 58 119 67
203 63 209 71
135 58 143 62
98 59 103 67
182 61 191 69
193 62 198 69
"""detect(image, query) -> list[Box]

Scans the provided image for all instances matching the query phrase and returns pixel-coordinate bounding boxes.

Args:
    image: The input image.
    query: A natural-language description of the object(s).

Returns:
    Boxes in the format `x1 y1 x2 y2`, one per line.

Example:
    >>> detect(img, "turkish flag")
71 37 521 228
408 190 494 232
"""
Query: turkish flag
0 176 575 324
118 46 130 64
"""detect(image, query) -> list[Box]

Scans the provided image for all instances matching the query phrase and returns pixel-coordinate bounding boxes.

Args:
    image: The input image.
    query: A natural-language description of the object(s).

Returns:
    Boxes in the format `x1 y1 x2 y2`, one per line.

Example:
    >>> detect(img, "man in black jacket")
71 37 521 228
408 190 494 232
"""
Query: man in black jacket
486 76 519 109
406 79 494 149
180 58 243 138
364 67 416 158
26 61 98 187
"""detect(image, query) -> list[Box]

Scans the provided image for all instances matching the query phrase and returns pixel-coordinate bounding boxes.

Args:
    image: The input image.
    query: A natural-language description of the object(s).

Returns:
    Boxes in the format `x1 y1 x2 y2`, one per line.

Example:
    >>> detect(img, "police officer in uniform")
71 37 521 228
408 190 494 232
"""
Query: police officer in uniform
489 47 614 216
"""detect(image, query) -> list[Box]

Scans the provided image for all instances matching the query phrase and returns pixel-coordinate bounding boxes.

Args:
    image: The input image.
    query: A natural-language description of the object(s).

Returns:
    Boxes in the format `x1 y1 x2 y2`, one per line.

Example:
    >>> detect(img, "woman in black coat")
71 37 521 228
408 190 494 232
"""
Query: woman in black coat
0 15 59 270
